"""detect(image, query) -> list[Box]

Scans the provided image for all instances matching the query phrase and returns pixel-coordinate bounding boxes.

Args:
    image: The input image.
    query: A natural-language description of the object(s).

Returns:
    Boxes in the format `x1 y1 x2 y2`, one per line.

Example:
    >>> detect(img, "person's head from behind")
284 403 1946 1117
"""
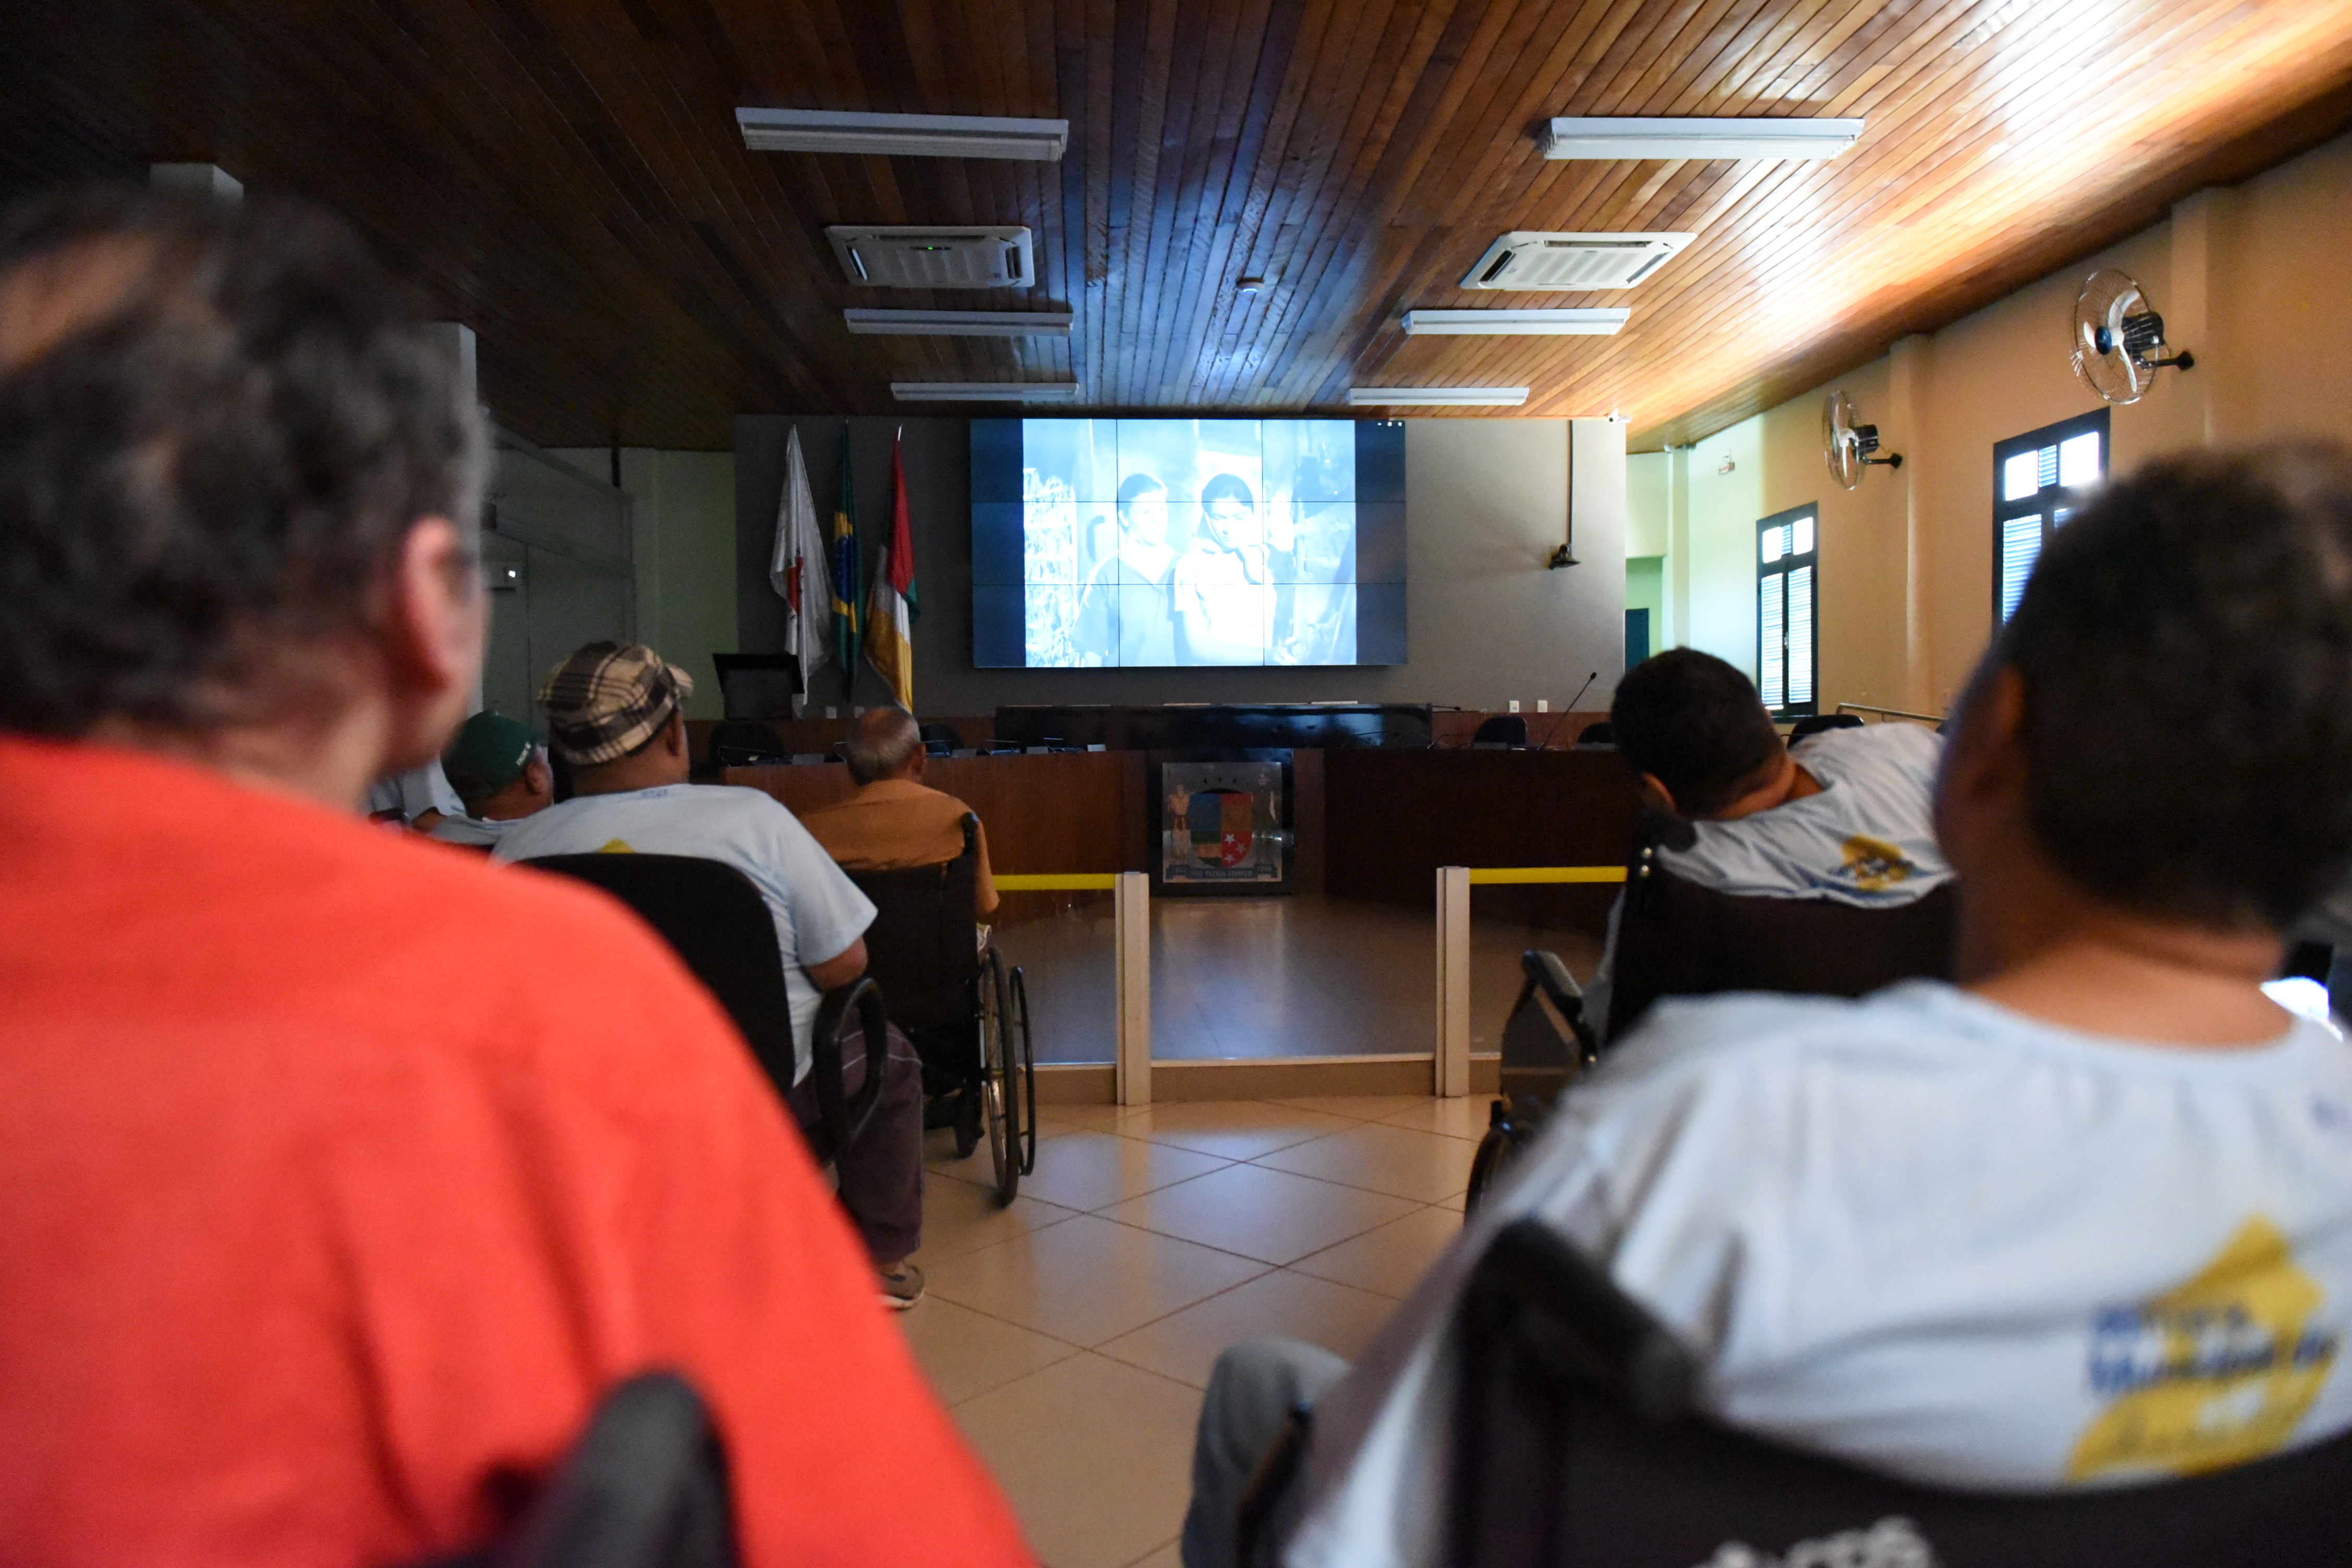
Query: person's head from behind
442 712 550 821
842 706 923 786
0 187 489 804
1199 473 1255 549
1610 648 1788 819
539 642 694 796
1118 472 1168 549
1938 445 2352 969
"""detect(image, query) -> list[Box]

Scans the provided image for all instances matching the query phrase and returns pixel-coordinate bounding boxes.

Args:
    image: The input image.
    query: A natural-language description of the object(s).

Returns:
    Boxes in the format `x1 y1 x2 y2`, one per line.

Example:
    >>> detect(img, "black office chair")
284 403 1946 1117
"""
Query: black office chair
705 721 786 769
1446 1216 2352 1568
1786 712 1865 743
917 722 965 756
1574 720 1615 748
842 818 1036 1204
1471 715 1529 749
414 1372 735 1568
521 854 888 1171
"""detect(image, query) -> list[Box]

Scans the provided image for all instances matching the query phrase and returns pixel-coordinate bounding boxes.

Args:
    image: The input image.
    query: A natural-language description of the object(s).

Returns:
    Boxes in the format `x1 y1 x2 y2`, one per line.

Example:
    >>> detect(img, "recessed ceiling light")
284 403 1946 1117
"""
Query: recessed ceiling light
844 309 1073 337
737 107 1069 161
1400 309 1630 336
1346 387 1529 406
890 382 1080 402
1542 117 1863 160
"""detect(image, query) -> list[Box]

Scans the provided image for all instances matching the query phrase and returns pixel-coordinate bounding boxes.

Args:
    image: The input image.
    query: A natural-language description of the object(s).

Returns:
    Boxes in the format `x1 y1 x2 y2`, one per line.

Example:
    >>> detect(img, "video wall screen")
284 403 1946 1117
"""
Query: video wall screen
971 418 1406 667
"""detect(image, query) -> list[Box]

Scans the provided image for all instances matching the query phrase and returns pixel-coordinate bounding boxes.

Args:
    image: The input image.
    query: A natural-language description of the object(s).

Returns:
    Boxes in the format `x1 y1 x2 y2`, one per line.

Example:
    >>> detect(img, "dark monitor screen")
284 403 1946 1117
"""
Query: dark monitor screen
971 418 1406 668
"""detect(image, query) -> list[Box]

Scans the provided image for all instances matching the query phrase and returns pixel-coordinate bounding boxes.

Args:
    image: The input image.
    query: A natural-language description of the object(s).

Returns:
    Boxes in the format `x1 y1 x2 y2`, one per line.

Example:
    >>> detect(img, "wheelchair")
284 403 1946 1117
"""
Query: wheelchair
1465 814 1958 1211
844 816 1037 1205
1446 1216 2352 1567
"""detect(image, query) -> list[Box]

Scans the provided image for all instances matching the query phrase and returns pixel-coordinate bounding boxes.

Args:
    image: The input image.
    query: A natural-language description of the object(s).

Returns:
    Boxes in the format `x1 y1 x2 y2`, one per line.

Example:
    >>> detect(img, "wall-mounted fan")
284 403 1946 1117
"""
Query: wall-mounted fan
2071 268 2194 405
1823 390 1903 491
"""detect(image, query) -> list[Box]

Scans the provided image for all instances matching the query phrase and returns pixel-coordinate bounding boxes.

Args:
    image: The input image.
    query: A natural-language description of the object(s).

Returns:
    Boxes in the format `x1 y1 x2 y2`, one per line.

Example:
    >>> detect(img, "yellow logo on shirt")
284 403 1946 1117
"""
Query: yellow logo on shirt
596 839 636 854
1836 835 1917 892
2068 1217 2338 1480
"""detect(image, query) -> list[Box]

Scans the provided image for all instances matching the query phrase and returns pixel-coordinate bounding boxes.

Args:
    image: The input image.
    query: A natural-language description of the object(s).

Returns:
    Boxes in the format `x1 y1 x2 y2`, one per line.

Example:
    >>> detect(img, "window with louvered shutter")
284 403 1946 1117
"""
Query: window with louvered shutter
1994 411 2108 623
1757 504 1817 718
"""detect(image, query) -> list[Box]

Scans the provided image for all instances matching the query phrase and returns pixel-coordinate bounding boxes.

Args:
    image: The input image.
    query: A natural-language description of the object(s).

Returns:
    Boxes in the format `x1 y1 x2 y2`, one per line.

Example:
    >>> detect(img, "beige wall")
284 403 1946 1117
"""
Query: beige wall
1641 126 2352 720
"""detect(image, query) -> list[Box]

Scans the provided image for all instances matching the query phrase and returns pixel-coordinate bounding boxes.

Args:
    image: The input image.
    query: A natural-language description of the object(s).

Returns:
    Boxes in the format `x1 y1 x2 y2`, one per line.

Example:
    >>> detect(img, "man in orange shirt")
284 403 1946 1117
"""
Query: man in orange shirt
0 189 1031 1567
802 707 1001 917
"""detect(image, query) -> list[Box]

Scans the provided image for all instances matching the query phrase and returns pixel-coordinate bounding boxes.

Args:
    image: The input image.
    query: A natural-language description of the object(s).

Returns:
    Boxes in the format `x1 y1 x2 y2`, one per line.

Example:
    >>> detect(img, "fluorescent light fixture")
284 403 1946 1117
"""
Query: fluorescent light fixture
738 107 1068 161
844 308 1073 337
890 382 1080 402
1401 309 1629 336
1543 117 1863 160
1347 386 1529 407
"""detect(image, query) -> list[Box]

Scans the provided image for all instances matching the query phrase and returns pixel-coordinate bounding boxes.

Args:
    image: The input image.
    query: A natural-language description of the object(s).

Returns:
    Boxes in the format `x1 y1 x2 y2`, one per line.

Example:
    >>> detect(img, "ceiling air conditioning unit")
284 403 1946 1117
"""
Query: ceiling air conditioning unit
826 225 1036 288
1460 231 1693 291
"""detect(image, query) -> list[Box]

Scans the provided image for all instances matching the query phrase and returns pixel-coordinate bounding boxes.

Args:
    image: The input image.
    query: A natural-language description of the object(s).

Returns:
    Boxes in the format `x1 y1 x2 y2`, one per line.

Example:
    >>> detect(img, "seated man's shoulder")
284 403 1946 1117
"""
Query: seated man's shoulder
1591 984 1980 1107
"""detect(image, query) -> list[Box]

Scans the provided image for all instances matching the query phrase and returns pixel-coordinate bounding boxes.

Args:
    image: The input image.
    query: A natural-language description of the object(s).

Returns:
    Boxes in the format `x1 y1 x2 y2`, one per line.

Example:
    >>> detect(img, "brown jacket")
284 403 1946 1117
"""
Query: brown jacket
799 778 999 915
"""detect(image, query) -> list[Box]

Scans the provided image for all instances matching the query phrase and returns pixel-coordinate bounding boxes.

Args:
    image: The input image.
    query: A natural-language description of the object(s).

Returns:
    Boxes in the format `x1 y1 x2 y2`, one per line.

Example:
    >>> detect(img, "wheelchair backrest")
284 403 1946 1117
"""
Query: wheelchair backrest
1605 851 1958 1039
521 854 800 1096
1451 1217 2352 1568
842 817 984 1035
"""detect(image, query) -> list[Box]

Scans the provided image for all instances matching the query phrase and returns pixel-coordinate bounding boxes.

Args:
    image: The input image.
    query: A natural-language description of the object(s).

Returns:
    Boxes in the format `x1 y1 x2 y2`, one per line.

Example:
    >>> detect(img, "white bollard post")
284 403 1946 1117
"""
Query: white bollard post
1114 871 1152 1106
1436 865 1472 1097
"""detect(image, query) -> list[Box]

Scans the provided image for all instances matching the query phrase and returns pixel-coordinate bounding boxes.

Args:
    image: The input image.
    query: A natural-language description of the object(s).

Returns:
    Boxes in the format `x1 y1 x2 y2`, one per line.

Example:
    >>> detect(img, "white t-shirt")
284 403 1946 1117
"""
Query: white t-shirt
492 785 876 1083
363 762 463 822
1171 544 1268 658
426 813 522 848
1284 982 2352 1568
1588 722 1950 1036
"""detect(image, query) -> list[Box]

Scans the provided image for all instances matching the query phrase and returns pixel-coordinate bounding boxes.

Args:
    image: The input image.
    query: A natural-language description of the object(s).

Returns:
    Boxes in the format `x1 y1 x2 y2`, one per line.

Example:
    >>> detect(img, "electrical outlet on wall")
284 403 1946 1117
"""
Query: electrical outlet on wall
1536 700 1549 712
1508 700 1522 713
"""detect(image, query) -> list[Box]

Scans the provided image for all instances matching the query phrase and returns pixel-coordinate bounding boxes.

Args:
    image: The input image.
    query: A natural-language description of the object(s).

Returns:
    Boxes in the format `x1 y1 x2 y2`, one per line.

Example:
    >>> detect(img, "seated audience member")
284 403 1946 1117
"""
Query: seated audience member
1584 647 1952 1037
0 189 1027 1566
428 710 551 847
1184 447 2352 1568
364 755 462 827
493 643 932 1308
801 706 1001 917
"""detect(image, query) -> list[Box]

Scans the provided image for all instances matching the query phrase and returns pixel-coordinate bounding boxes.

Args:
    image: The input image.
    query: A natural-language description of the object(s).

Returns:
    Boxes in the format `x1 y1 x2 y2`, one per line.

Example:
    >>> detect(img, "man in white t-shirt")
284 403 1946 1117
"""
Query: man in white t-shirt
1183 446 2352 1568
1580 648 1952 1038
494 642 929 1309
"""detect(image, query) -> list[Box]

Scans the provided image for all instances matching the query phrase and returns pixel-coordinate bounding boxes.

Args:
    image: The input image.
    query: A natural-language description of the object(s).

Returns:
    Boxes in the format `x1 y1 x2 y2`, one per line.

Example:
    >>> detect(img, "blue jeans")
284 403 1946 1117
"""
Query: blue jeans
1182 1338 1352 1568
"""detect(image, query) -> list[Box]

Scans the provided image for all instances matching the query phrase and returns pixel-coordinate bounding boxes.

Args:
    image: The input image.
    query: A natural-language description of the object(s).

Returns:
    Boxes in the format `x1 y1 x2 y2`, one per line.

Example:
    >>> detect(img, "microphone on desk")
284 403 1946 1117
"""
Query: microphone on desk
1539 671 1599 749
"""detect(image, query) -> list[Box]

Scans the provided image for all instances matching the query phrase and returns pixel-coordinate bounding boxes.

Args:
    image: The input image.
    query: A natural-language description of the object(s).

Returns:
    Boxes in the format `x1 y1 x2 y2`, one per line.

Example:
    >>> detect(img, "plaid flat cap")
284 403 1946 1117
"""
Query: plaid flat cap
537 641 695 766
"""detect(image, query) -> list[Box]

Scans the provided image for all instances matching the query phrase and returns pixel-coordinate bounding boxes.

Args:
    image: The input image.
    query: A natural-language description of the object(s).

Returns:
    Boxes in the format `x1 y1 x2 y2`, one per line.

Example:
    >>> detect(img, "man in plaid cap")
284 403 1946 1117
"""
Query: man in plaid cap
496 640 931 1308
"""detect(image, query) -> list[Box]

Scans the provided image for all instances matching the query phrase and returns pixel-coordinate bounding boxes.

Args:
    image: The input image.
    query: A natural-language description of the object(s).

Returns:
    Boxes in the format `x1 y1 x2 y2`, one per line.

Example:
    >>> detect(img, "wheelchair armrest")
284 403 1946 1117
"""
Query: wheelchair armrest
805 977 892 1168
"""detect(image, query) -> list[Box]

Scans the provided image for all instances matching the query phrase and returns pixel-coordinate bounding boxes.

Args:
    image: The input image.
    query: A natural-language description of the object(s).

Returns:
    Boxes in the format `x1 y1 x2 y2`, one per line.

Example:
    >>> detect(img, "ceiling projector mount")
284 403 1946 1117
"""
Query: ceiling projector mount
2071 268 2194 406
1823 390 1903 491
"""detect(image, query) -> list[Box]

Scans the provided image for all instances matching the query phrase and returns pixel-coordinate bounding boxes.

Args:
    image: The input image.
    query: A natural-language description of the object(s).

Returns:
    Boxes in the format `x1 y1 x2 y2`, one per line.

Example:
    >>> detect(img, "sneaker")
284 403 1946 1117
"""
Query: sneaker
877 1260 926 1310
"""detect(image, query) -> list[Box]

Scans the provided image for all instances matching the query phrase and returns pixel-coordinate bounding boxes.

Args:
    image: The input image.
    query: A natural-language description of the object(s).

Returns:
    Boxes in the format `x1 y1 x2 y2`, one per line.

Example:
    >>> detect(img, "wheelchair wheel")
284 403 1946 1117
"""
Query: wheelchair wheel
1009 963 1038 1178
1463 1098 1522 1222
978 946 1020 1205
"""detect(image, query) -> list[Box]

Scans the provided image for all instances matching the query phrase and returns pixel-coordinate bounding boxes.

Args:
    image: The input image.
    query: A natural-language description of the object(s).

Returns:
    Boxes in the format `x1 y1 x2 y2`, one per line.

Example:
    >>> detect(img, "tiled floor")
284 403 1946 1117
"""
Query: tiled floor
996 893 1602 1062
902 1094 1480 1568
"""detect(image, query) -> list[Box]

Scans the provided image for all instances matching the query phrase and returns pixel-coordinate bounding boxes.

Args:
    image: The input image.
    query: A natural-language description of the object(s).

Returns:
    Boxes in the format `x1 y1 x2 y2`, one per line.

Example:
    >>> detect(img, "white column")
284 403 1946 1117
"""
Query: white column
1889 333 1934 714
150 163 242 203
1435 865 1472 1097
1665 445 1692 647
1114 872 1152 1106
428 323 485 715
2168 187 2230 448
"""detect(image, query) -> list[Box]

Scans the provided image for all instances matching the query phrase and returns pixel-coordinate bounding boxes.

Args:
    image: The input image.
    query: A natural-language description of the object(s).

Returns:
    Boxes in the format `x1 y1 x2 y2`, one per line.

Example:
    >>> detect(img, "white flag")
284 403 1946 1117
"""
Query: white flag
769 427 830 694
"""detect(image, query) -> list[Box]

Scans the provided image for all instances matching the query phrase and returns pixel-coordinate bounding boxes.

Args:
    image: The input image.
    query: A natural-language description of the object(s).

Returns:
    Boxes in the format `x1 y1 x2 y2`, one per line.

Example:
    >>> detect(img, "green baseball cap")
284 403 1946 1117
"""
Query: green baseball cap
442 712 542 804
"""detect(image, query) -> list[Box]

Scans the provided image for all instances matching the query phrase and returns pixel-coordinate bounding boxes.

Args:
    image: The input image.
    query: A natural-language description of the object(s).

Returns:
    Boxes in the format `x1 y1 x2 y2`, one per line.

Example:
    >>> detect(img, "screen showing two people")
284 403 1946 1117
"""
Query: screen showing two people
971 418 1407 668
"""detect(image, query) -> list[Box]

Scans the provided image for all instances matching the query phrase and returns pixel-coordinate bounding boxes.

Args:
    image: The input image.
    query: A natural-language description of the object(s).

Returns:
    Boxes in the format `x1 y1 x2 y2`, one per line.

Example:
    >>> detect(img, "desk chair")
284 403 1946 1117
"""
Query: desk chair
918 721 965 756
1471 715 1529 749
520 854 888 1171
842 818 1037 1204
1448 1216 2352 1568
414 1373 735 1568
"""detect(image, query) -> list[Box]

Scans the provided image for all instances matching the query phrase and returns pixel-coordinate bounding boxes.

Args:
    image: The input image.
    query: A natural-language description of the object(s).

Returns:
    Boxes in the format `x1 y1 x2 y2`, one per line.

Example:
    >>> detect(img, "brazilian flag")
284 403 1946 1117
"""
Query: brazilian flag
830 424 861 702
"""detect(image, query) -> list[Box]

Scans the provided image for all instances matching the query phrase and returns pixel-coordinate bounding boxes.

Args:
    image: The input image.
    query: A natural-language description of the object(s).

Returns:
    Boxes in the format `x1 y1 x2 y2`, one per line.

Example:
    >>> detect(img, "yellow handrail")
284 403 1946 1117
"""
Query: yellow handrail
1464 866 1626 885
995 873 1121 891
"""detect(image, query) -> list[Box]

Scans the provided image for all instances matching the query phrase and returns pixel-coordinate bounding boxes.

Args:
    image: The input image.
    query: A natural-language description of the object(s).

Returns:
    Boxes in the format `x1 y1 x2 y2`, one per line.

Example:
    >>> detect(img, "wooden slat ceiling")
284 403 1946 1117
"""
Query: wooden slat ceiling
7 1 2352 450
